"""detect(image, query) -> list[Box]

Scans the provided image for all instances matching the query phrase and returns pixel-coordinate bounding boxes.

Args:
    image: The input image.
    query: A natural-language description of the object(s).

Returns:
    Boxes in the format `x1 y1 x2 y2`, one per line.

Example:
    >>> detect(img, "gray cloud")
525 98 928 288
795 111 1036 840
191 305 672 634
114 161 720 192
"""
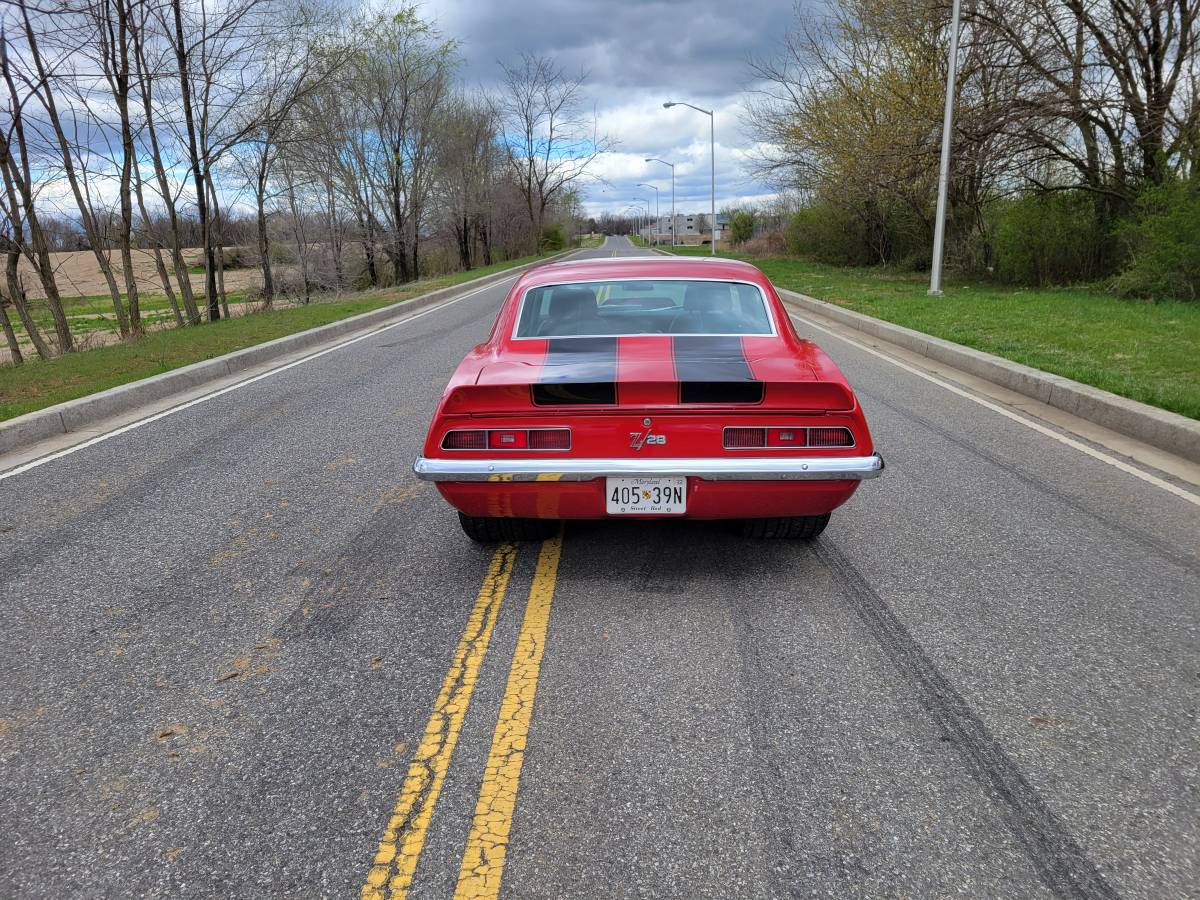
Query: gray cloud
423 0 810 215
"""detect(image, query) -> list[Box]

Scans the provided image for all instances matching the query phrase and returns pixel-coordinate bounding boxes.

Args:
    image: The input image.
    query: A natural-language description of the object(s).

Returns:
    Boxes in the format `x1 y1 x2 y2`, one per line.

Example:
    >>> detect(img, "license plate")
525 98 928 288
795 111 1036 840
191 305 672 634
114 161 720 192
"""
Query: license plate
605 477 687 515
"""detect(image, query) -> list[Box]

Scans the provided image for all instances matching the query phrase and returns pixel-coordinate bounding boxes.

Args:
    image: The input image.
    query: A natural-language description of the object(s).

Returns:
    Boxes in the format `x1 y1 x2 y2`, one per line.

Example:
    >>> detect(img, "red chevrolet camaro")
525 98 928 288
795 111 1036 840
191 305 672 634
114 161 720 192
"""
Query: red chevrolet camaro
414 255 884 541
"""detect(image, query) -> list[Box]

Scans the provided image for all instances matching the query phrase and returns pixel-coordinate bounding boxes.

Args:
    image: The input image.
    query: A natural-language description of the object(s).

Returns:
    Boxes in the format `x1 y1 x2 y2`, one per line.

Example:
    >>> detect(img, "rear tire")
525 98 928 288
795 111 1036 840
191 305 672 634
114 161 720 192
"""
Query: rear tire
737 513 830 540
458 513 558 543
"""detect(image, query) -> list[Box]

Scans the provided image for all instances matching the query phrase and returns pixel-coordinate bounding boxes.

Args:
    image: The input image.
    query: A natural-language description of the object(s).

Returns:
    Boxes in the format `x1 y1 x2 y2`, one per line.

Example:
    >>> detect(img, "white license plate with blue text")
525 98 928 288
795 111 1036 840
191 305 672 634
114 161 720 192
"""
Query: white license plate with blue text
605 477 687 515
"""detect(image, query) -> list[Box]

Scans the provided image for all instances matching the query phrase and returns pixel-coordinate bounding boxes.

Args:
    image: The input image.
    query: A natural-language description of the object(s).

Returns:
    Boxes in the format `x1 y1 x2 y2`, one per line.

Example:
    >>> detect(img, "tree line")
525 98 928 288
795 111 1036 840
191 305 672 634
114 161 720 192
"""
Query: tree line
0 1 608 364
744 0 1200 298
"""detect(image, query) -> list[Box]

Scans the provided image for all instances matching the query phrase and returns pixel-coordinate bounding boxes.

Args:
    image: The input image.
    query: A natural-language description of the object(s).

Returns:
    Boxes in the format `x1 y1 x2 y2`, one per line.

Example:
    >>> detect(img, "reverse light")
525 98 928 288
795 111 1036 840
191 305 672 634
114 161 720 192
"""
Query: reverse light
489 430 528 449
768 428 806 447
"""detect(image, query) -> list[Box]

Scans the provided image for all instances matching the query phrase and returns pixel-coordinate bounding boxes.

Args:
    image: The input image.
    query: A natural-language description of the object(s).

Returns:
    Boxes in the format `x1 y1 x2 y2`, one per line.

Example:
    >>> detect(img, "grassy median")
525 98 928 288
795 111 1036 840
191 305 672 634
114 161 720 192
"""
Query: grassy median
668 246 1200 420
0 254 545 422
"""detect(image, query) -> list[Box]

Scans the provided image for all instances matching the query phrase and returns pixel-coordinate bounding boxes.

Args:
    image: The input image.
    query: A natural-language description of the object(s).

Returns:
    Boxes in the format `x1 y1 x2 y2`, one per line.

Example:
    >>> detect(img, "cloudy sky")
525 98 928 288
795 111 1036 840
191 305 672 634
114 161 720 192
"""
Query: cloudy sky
422 0 812 219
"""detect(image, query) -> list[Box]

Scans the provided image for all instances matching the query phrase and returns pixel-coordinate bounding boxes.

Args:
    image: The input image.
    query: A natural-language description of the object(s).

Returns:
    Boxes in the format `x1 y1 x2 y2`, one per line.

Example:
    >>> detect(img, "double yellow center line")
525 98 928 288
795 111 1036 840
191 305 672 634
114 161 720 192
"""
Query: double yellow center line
363 534 564 900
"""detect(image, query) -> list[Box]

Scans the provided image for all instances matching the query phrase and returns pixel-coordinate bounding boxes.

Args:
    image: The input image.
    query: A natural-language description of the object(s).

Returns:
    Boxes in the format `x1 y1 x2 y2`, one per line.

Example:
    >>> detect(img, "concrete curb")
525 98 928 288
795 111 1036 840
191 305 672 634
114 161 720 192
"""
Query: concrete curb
0 252 570 456
779 288 1200 464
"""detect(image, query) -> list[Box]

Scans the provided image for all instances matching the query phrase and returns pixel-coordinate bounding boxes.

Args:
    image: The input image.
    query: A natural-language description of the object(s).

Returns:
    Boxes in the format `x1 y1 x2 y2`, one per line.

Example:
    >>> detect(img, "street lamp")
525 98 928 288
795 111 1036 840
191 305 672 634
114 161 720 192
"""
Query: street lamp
637 183 659 246
630 199 650 246
623 205 643 243
663 101 715 255
929 0 963 296
644 158 675 245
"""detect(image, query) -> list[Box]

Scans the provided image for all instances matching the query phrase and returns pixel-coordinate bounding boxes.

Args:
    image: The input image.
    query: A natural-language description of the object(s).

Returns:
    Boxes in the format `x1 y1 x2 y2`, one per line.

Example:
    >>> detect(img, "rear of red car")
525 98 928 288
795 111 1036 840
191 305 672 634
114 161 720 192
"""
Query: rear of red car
414 258 883 540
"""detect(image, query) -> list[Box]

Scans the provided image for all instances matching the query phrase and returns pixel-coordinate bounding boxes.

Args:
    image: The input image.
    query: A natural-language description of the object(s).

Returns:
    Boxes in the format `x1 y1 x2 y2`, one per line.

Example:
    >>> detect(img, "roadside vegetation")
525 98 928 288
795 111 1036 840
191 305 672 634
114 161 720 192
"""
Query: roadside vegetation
1 4 607 367
0 254 546 422
668 246 1200 421
735 2 1200 303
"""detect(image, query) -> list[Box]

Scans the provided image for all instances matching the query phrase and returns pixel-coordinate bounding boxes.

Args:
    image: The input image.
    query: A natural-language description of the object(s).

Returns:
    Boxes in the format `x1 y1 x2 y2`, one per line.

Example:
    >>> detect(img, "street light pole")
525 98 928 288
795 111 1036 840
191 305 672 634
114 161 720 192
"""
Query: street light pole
663 101 715 255
631 199 650 246
929 0 963 296
638 183 659 245
646 158 676 246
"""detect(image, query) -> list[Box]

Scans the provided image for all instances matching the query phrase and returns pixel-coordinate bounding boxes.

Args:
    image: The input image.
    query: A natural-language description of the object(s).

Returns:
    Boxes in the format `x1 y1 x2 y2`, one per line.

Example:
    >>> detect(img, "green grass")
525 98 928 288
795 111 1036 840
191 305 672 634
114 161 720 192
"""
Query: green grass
0 253 546 421
574 234 604 249
667 246 1200 420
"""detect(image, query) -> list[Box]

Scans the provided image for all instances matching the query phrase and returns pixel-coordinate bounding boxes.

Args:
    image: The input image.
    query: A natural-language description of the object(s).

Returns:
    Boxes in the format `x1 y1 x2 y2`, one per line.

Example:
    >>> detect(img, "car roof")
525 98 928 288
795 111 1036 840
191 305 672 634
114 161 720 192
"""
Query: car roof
514 254 769 291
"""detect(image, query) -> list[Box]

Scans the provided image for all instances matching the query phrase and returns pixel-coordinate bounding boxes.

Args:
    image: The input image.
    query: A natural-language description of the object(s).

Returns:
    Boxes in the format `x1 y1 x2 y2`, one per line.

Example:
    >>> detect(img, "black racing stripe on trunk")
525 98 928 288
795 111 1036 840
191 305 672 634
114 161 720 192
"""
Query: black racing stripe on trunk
541 337 619 383
671 336 753 382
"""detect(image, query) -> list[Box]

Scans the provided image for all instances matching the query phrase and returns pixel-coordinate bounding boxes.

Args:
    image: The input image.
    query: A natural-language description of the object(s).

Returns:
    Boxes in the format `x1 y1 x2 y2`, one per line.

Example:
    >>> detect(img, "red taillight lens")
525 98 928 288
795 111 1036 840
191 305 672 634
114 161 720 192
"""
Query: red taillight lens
528 429 571 450
488 430 528 449
808 427 854 447
442 428 571 450
724 427 767 449
442 430 487 450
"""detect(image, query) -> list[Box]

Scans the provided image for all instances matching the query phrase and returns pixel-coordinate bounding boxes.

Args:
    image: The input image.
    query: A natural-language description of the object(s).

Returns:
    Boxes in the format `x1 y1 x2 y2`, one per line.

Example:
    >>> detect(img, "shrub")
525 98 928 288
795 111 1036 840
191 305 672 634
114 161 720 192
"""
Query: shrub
994 191 1110 285
540 223 566 252
786 204 866 265
1113 178 1200 301
729 210 756 245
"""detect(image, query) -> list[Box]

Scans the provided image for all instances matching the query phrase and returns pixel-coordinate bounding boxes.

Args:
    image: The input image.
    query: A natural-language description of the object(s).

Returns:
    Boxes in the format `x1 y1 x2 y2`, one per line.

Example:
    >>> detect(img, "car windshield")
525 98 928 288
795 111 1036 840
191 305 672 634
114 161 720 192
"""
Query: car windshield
514 279 774 338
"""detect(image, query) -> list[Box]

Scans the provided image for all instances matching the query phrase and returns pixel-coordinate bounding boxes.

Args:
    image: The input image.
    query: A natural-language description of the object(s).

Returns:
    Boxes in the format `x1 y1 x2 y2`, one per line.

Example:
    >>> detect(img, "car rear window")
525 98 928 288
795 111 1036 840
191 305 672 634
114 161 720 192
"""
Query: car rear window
514 279 774 338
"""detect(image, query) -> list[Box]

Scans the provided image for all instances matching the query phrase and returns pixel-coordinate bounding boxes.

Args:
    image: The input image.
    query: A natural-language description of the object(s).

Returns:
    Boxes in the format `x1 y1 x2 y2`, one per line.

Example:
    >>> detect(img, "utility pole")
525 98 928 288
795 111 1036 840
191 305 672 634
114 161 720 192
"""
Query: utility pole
928 0 963 296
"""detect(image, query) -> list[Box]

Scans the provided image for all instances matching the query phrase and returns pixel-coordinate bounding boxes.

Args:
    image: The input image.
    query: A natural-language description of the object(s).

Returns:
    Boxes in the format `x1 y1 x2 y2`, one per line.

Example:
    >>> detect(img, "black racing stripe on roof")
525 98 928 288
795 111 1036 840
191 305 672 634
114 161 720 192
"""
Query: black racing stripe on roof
671 336 754 382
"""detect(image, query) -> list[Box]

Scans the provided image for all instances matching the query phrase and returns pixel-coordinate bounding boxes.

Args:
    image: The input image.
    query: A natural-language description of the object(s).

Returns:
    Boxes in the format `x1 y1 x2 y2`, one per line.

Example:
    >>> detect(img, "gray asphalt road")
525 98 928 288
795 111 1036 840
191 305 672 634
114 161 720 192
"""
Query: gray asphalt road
2 234 1197 899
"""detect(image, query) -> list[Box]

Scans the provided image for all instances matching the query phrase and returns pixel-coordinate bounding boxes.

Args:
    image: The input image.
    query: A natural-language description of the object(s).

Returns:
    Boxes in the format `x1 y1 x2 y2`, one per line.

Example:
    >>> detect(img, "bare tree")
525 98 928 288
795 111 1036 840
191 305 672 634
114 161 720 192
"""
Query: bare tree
496 53 611 251
0 19 72 353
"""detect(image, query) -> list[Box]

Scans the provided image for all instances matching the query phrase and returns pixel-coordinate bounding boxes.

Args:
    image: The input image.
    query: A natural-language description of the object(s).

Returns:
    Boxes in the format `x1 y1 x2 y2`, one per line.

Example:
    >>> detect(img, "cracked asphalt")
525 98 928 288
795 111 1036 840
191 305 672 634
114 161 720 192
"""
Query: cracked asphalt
2 235 1198 899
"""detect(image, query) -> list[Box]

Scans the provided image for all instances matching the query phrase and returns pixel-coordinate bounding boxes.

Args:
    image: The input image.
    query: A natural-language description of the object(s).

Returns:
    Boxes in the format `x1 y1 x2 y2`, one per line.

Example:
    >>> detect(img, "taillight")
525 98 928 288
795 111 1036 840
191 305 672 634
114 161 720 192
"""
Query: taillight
724 426 855 450
441 428 571 451
442 430 487 450
724 427 767 449
488 430 528 449
808 427 854 448
528 428 571 450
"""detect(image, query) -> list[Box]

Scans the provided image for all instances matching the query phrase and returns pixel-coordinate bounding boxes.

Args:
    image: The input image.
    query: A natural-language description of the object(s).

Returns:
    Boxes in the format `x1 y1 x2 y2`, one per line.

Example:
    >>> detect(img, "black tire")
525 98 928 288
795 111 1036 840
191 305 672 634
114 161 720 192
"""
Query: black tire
737 513 830 540
458 513 558 543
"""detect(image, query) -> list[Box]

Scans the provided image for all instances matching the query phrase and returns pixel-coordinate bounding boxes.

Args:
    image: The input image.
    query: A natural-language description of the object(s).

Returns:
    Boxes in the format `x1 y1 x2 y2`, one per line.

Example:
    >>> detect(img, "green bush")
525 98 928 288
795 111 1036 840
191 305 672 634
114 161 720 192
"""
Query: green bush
1113 178 1200 301
540 223 566 252
786 205 866 265
994 191 1110 285
729 211 756 245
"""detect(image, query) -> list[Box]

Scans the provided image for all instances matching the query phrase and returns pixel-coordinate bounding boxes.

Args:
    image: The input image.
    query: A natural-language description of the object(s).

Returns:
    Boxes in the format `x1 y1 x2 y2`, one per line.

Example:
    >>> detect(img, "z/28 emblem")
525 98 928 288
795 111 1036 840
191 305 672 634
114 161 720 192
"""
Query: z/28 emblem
629 431 667 450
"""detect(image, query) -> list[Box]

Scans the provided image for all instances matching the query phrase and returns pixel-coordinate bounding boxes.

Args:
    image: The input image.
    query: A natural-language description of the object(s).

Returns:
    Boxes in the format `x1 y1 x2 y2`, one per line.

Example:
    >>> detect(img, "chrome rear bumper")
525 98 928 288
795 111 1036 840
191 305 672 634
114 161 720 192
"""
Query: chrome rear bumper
413 453 884 482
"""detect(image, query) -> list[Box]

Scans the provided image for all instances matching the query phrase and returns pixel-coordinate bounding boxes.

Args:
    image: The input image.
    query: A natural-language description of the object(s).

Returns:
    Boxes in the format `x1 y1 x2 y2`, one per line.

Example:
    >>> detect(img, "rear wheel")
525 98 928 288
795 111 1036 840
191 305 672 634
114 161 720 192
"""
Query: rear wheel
458 513 558 543
737 513 830 540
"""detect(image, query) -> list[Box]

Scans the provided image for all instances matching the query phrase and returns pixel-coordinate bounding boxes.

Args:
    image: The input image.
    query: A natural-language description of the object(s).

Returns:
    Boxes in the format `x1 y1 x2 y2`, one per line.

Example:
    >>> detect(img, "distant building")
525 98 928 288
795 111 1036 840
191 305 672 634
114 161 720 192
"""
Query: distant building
644 213 729 244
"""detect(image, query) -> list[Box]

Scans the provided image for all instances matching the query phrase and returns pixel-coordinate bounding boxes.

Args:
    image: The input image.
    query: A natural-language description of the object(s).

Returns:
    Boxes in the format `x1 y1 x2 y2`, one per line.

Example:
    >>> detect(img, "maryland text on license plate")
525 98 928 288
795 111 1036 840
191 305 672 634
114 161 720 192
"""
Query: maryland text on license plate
605 476 687 515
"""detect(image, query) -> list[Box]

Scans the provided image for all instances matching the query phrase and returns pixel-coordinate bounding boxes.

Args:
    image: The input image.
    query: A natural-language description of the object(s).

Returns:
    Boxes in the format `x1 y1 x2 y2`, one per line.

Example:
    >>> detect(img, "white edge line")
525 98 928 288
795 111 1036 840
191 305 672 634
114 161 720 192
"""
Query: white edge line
789 312 1200 508
0 273 523 483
